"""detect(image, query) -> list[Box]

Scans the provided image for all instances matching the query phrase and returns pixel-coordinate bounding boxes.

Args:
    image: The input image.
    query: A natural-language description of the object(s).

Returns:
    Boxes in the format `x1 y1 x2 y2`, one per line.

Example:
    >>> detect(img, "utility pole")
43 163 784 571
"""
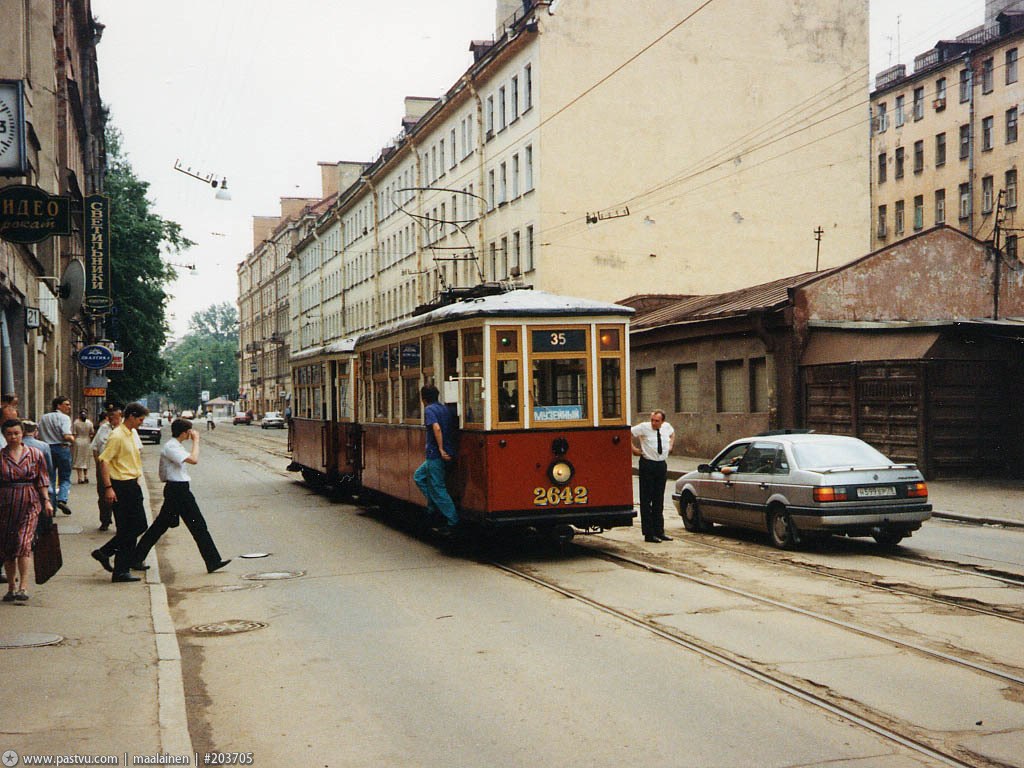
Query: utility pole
813 226 824 271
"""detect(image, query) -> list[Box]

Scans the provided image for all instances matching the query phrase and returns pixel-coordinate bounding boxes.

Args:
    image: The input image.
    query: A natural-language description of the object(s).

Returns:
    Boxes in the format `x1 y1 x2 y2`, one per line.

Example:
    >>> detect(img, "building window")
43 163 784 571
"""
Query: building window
498 85 507 131
959 183 970 219
960 124 970 159
449 129 457 169
1007 107 1018 144
982 57 994 93
512 230 521 270
982 116 994 150
914 195 924 230
510 75 519 121
877 204 887 237
524 145 534 190
1008 48 1019 84
716 360 745 413
498 161 507 204
936 132 946 166
512 154 520 198
959 68 971 102
877 152 886 183
895 146 905 178
935 189 946 224
674 363 699 413
636 368 657 413
1007 169 1018 208
913 140 924 173
983 175 994 213
1007 234 1018 261
487 169 495 210
749 358 768 414
486 95 495 137
913 87 924 120
524 225 534 272
895 95 905 127
876 102 888 133
935 77 947 104
524 63 533 111
894 200 905 234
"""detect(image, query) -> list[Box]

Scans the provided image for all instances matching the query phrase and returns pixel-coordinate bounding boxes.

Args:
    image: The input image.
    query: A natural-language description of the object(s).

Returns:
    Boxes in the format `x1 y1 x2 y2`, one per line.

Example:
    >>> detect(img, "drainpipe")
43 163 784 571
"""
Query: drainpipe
966 54 976 236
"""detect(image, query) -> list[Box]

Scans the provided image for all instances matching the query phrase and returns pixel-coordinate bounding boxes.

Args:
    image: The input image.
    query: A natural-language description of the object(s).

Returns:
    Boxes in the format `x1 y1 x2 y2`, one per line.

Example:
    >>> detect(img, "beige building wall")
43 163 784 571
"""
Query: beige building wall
290 0 869 357
871 16 1024 256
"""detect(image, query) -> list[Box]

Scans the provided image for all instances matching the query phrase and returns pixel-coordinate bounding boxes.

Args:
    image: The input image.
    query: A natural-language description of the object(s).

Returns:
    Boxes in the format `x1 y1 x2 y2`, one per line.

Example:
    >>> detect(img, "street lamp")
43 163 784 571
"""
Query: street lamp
173 159 231 201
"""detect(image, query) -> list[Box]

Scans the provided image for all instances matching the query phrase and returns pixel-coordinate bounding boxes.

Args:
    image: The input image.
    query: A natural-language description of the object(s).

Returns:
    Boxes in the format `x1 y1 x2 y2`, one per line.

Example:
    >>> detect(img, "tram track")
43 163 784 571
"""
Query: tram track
491 559 985 768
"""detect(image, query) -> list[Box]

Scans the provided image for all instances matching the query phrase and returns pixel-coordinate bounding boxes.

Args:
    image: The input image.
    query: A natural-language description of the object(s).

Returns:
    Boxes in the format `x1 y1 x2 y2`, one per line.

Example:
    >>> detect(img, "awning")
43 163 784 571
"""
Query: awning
801 329 941 366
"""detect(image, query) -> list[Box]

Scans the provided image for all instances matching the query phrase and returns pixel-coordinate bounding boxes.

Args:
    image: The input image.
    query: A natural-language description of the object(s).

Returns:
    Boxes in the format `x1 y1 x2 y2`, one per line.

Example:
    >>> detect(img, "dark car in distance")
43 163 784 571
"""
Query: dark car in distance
137 415 162 444
233 411 253 425
672 433 931 549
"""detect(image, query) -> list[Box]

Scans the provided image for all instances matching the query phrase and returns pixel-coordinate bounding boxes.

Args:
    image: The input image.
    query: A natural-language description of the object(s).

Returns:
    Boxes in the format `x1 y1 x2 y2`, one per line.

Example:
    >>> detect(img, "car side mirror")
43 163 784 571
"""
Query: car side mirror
697 463 713 473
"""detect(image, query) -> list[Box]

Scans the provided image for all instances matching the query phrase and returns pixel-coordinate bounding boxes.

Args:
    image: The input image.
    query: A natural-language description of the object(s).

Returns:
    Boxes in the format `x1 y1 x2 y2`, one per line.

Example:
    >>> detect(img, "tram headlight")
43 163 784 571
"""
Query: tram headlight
548 460 574 486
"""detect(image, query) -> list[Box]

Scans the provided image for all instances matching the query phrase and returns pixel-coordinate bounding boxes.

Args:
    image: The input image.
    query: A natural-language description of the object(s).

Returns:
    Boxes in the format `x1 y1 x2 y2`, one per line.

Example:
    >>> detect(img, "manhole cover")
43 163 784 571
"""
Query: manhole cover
190 620 268 635
0 633 64 648
57 525 84 534
242 570 305 581
239 552 271 559
195 583 266 594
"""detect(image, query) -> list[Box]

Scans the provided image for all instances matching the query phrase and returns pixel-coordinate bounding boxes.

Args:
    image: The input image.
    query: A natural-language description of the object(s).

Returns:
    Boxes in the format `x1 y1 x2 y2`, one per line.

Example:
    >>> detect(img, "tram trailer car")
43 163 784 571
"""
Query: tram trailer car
288 289 637 539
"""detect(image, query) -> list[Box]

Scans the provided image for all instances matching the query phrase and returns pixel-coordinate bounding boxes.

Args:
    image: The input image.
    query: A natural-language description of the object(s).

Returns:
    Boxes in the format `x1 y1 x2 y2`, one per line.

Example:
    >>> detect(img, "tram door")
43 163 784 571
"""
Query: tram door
441 331 460 417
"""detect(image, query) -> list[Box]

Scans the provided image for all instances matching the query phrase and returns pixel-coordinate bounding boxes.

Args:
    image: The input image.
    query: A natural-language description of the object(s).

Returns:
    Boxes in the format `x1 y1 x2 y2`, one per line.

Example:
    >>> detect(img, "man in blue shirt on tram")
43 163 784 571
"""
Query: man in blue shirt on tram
414 384 459 535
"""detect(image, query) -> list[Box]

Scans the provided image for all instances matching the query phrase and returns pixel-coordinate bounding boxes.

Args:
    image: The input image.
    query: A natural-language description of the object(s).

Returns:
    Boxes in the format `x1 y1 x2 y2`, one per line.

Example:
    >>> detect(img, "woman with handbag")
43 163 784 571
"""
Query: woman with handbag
1 418 53 602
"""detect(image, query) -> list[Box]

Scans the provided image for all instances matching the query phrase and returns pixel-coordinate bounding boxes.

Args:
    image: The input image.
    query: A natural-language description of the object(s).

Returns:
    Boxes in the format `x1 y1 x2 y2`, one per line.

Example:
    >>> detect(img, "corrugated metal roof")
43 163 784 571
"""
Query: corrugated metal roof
631 269 839 331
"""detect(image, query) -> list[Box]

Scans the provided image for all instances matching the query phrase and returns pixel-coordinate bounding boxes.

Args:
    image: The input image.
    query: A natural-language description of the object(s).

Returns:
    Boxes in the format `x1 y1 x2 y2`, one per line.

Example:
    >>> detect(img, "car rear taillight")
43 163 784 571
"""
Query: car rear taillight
906 482 928 498
813 486 848 502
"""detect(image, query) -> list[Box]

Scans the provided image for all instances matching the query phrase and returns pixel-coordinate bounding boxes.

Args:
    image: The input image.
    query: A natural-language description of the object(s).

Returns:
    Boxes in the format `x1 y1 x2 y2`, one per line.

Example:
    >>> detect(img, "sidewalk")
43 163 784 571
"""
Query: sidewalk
640 455 1024 528
0 472 191 763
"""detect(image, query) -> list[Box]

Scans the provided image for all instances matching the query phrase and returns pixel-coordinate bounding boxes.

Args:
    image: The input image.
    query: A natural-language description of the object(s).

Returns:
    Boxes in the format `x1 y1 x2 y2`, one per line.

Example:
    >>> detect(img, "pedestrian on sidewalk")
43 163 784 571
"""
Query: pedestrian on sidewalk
413 384 459 535
37 396 74 515
92 402 149 583
133 419 230 574
21 420 54 510
1 418 53 602
72 410 95 484
90 406 121 531
631 409 675 543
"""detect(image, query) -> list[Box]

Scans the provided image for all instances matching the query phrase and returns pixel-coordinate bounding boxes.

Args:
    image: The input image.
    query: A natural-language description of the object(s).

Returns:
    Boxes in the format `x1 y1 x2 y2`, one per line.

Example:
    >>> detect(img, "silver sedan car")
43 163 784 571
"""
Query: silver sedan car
672 433 932 549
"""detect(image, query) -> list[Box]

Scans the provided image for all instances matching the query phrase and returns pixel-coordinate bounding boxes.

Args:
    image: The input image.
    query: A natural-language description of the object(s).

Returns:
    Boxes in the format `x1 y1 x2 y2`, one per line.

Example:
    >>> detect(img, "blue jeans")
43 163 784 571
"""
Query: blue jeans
49 444 72 504
413 458 458 526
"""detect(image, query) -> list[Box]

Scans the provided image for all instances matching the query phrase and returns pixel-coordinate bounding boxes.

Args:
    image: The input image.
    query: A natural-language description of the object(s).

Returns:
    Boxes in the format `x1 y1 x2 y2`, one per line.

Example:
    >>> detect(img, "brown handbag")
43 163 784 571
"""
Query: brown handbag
33 516 63 584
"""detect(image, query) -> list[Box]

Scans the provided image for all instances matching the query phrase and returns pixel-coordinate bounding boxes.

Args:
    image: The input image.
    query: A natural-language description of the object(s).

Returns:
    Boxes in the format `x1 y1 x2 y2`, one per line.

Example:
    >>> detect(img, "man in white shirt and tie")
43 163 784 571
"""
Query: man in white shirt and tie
631 409 675 543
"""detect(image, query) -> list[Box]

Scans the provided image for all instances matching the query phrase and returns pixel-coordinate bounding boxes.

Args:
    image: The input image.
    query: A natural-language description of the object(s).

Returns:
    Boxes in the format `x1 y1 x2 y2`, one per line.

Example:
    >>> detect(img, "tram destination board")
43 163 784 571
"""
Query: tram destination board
531 329 586 353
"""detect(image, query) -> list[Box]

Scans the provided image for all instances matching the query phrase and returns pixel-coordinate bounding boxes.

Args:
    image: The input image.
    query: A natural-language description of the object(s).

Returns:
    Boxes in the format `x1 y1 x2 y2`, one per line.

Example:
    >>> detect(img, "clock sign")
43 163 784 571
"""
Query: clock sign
0 80 27 176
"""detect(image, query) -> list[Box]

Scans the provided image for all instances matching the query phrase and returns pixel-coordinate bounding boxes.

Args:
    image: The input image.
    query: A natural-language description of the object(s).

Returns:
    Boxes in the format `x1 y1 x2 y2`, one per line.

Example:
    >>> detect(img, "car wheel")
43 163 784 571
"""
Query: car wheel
680 493 709 533
768 505 798 549
873 532 905 549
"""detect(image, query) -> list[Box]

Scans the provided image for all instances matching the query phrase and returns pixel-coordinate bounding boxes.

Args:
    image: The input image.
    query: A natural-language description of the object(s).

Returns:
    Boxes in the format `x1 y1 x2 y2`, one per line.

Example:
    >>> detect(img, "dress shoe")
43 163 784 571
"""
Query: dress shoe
206 559 232 574
57 501 71 515
130 563 150 571
91 549 113 573
111 573 141 583
644 535 661 543
658 534 673 541
98 524 109 532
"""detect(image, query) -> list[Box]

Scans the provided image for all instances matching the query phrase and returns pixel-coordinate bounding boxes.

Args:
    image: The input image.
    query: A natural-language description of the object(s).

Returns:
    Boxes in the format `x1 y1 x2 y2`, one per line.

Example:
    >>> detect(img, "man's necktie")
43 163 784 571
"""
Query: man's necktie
656 429 662 456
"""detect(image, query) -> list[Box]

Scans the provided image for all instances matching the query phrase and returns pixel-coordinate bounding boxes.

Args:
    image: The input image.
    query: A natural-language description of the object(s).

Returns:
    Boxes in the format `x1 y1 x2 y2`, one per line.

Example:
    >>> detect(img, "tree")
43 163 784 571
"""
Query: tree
103 126 192 404
164 304 239 410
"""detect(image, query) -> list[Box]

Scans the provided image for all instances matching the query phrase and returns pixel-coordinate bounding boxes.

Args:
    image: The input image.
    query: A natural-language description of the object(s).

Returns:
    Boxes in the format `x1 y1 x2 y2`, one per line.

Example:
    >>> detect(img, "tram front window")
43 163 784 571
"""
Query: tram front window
497 360 519 423
601 358 622 419
532 358 587 422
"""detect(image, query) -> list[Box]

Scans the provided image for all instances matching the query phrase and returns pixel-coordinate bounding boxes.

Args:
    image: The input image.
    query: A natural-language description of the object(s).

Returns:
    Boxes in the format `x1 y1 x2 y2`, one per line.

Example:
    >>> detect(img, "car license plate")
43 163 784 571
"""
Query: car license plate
858 486 896 498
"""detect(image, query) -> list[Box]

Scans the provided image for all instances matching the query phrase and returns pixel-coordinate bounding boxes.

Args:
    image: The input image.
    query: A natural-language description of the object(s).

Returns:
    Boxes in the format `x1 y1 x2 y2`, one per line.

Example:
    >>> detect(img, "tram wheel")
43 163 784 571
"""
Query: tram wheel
301 468 324 487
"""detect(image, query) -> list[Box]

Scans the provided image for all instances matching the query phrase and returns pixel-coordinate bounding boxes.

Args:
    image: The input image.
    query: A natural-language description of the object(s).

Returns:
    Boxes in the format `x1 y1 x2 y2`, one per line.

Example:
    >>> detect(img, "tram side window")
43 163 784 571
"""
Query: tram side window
402 340 422 421
597 327 625 422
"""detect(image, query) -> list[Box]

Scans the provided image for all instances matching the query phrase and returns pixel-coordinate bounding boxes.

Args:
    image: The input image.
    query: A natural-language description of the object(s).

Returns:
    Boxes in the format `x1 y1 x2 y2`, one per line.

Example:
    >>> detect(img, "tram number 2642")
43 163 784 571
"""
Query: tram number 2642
533 486 589 506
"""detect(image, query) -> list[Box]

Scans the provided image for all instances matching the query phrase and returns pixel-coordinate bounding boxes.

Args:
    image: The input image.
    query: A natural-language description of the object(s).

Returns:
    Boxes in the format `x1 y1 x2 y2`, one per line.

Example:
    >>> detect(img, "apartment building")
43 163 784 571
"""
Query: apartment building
1 1 106 416
289 0 869 357
871 4 1024 257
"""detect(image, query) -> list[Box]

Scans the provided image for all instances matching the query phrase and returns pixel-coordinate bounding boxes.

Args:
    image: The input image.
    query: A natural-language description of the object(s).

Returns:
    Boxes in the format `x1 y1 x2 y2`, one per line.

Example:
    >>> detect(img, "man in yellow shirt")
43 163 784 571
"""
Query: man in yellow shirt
92 402 149 582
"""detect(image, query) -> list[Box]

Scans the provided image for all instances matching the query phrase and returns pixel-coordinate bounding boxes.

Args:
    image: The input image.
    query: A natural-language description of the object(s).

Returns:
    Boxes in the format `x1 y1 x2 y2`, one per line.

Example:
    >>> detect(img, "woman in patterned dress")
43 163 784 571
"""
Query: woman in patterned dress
1 418 53 602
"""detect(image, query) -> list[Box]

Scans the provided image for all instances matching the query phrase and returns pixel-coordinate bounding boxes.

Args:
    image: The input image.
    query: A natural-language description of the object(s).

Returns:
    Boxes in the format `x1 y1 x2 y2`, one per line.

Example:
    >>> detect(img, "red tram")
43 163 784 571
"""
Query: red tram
287 288 636 539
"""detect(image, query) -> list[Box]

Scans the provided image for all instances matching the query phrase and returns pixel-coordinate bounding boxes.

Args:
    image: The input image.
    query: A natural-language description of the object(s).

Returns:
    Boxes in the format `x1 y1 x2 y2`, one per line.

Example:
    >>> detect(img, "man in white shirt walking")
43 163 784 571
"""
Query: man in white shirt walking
38 396 74 515
631 409 675 543
132 418 230 573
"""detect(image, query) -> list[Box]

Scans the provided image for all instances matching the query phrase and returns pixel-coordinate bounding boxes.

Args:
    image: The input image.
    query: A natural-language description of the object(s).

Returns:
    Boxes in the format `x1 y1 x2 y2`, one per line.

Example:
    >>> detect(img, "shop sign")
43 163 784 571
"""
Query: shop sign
78 344 113 369
83 194 113 312
106 350 124 371
83 386 107 397
0 184 72 244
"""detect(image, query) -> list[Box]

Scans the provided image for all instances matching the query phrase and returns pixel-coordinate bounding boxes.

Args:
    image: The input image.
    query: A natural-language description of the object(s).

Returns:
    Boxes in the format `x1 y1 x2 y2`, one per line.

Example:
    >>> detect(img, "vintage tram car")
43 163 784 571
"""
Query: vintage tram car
288 288 636 538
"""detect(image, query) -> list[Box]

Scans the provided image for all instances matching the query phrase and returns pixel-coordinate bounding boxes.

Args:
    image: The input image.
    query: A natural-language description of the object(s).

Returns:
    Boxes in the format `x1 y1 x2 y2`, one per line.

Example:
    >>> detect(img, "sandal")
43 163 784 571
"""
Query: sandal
14 590 28 602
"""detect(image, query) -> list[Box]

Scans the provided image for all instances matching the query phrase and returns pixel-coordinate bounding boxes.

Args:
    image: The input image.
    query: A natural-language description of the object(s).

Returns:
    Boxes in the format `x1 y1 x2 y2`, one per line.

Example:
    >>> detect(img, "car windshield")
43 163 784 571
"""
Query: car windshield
265 412 281 419
792 439 893 470
143 417 158 427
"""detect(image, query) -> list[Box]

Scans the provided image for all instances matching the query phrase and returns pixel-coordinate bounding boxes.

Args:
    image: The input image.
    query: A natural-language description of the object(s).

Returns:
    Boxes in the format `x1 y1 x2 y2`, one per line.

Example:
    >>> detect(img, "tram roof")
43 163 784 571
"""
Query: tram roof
357 289 634 345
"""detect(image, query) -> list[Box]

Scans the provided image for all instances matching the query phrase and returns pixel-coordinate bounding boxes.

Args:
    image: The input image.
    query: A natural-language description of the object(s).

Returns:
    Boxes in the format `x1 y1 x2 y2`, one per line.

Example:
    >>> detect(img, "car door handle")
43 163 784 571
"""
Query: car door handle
759 482 769 489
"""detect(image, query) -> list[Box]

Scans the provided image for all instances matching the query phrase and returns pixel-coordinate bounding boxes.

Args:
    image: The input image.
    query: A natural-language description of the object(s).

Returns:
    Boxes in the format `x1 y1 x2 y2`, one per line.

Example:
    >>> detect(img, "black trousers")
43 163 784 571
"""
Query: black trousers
638 458 668 537
98 478 147 575
133 481 222 569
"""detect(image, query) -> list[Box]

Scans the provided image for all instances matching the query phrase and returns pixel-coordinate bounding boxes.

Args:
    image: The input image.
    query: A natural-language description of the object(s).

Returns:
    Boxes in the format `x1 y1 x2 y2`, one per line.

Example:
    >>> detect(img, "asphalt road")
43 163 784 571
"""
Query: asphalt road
145 425 1024 767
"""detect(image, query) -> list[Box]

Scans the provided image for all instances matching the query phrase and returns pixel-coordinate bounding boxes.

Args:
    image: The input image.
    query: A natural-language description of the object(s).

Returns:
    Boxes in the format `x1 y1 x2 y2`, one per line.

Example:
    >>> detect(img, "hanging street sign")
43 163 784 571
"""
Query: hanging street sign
83 194 113 313
106 350 124 371
0 184 72 244
78 344 114 369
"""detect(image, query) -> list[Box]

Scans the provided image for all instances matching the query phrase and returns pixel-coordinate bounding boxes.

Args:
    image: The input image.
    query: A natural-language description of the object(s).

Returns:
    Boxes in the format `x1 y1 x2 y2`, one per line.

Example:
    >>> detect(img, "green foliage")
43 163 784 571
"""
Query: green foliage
103 126 192 404
164 303 239 410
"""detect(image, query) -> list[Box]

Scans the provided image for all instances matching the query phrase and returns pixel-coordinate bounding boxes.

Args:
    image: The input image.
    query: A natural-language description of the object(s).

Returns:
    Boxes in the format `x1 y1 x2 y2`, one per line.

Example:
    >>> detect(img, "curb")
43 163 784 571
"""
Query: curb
931 511 1024 529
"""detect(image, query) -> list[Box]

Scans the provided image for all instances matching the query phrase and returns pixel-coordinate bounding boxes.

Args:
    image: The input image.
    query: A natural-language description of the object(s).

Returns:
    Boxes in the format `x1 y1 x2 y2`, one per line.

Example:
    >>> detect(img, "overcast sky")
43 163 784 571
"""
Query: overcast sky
91 0 984 339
